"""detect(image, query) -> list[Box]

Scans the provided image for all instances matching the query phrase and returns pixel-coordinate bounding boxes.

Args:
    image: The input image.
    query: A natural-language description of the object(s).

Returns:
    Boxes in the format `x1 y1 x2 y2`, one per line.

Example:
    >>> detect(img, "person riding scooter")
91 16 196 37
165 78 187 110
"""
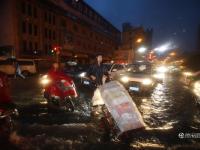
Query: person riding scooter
41 63 78 111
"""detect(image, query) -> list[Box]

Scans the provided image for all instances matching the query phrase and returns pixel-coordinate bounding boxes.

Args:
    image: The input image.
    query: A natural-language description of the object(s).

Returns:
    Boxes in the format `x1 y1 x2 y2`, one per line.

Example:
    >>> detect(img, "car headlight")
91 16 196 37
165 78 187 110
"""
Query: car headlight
156 66 168 73
121 76 129 83
142 78 153 85
40 75 51 85
194 81 200 89
183 72 193 76
79 72 86 77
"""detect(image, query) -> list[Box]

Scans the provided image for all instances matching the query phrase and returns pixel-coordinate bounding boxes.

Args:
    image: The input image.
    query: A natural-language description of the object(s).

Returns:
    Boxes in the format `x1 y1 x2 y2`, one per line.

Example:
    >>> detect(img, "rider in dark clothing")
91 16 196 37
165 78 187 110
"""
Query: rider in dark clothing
88 54 108 86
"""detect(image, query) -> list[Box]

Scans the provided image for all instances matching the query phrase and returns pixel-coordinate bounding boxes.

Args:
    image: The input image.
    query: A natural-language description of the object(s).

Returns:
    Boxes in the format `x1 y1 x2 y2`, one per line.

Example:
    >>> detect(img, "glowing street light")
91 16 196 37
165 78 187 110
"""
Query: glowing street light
137 47 147 53
169 52 176 56
136 38 143 43
154 42 176 53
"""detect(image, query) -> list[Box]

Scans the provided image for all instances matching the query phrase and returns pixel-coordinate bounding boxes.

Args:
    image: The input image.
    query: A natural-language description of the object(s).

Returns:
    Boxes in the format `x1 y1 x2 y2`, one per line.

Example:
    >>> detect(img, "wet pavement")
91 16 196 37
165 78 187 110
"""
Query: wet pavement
5 75 200 149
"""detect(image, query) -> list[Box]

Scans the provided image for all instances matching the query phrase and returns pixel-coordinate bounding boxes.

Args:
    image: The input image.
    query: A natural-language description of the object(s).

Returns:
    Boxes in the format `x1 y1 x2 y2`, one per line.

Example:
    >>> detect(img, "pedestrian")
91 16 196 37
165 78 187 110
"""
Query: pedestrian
14 61 25 79
88 54 108 87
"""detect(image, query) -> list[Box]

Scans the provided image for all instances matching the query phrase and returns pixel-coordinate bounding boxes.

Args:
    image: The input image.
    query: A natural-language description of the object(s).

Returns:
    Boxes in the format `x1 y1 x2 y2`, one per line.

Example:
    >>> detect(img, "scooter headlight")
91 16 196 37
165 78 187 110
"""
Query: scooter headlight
142 78 153 85
40 75 51 85
121 76 129 83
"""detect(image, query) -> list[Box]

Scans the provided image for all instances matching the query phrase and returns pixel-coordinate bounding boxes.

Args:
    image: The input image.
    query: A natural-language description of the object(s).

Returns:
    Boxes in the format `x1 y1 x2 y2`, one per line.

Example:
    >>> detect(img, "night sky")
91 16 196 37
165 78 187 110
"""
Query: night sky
85 0 200 51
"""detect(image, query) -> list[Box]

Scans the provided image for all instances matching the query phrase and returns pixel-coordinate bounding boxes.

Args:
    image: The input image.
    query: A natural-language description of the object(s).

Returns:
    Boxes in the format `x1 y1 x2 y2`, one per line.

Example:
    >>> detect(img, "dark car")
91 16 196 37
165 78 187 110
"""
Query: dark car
63 63 90 83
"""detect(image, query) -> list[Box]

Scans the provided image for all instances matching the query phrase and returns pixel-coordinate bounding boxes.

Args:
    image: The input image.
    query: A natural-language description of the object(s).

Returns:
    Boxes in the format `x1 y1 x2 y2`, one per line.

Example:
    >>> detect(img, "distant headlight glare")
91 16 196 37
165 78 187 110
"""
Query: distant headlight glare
79 72 86 77
121 76 129 83
142 78 153 85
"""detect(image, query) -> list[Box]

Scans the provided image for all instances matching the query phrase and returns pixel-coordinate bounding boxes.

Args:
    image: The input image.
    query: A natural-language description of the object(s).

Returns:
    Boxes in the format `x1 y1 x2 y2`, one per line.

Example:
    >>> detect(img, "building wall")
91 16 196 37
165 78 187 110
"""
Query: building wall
117 23 153 62
0 0 18 56
0 0 120 63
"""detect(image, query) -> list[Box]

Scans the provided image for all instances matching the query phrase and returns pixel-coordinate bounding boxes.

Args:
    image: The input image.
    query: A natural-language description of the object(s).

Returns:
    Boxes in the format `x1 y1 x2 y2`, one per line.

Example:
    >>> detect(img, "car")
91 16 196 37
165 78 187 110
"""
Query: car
63 63 90 84
80 63 126 87
180 70 200 86
180 71 200 100
104 63 127 79
17 59 37 76
115 63 156 94
0 58 37 76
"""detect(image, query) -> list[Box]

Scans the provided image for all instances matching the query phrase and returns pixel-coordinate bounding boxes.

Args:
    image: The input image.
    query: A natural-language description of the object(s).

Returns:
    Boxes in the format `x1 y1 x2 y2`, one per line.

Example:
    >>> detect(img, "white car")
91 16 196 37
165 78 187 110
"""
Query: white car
0 58 37 76
116 63 156 93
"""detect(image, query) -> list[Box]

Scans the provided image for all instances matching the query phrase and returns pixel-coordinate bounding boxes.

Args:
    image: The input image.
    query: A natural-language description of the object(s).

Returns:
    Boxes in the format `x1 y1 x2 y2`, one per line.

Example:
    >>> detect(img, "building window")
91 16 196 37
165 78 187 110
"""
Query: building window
61 19 66 27
22 40 27 52
48 13 52 24
73 24 78 31
28 4 32 16
45 44 48 54
28 23 32 35
44 12 48 22
84 7 88 14
45 28 48 38
35 42 38 50
22 21 26 33
33 7 37 18
90 32 93 38
53 31 56 40
53 15 56 25
22 1 26 14
29 41 33 51
49 30 52 39
34 25 37 36
48 44 51 51
82 29 85 34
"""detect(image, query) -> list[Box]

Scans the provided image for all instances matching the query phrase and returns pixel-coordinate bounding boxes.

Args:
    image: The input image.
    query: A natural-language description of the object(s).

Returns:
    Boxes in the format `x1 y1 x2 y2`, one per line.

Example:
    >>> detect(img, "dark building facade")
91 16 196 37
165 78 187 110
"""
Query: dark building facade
0 0 120 63
116 22 153 63
121 22 153 50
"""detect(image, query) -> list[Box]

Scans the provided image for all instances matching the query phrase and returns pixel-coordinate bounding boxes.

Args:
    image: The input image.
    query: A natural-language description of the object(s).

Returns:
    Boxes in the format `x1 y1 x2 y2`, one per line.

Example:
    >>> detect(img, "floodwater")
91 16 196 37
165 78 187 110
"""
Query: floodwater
3 75 200 149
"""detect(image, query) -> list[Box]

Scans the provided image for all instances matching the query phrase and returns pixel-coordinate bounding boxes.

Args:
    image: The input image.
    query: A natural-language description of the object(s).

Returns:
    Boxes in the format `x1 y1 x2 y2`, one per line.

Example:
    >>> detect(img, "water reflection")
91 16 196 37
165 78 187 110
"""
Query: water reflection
138 76 200 131
139 82 174 129
193 81 200 99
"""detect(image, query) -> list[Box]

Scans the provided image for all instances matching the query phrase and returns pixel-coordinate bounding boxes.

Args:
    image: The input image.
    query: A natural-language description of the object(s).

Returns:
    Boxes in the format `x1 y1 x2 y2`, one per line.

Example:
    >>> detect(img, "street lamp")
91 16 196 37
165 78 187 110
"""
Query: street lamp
169 52 176 56
136 38 143 43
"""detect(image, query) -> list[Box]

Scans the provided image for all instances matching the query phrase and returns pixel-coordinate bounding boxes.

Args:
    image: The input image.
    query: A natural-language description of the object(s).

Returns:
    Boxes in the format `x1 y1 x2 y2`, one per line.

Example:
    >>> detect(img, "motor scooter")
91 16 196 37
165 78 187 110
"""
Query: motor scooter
40 73 78 112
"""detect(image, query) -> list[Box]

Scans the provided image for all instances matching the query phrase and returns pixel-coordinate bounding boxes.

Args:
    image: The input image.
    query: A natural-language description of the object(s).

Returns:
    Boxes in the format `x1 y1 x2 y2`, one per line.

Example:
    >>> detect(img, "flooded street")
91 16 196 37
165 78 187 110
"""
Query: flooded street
8 75 200 149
